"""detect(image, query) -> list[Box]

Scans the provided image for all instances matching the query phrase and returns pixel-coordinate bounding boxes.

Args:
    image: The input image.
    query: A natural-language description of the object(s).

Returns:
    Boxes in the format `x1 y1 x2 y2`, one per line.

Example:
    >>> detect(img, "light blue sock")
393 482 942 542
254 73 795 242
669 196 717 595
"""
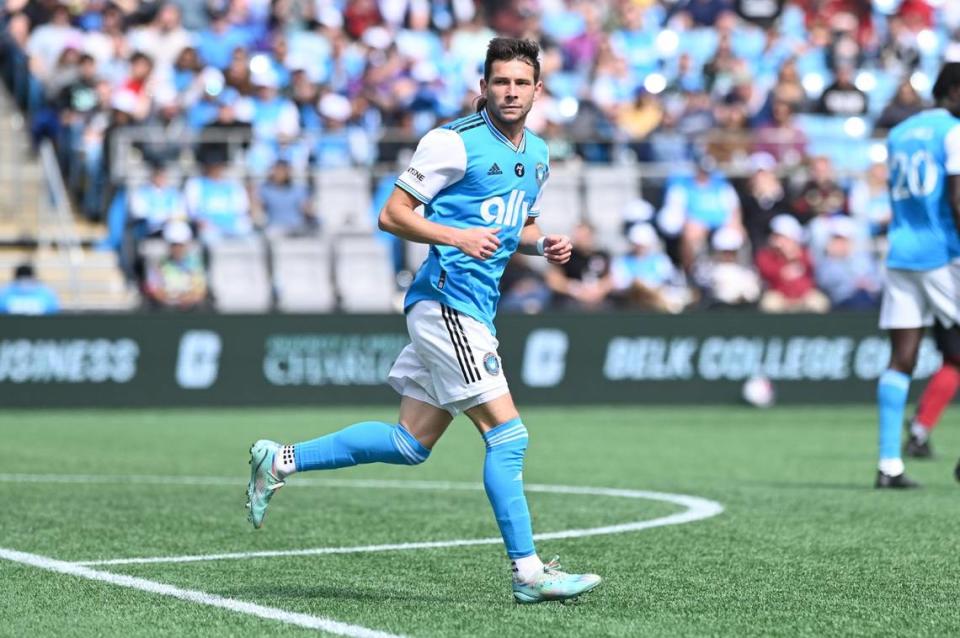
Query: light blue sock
293 422 429 472
878 369 911 462
483 418 535 560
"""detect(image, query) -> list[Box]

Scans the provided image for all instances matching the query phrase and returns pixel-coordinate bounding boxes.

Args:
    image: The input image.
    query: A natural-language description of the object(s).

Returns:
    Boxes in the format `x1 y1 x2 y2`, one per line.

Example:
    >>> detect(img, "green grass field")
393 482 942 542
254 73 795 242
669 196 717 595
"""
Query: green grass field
2 406 959 637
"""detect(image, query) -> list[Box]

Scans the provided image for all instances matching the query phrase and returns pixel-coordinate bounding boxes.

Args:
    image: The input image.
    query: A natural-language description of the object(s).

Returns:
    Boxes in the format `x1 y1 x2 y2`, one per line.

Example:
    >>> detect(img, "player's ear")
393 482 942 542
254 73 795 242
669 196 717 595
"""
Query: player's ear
533 80 543 101
479 77 487 94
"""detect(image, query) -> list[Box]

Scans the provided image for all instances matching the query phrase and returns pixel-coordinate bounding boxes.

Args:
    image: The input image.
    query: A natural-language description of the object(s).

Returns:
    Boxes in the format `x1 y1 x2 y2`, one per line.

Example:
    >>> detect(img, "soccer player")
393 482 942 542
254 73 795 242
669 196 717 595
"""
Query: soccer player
875 62 960 488
903 326 960 459
246 38 602 603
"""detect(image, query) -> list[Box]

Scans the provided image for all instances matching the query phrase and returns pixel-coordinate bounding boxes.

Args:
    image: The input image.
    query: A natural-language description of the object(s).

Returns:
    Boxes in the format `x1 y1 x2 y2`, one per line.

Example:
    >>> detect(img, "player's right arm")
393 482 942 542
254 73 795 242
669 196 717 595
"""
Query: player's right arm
378 188 501 260
378 128 501 260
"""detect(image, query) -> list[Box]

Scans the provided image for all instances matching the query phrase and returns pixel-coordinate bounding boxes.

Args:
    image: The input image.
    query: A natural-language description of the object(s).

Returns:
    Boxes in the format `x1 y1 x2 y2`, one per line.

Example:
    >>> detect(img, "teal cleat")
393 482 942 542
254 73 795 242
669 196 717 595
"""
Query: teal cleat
246 439 285 529
512 556 602 604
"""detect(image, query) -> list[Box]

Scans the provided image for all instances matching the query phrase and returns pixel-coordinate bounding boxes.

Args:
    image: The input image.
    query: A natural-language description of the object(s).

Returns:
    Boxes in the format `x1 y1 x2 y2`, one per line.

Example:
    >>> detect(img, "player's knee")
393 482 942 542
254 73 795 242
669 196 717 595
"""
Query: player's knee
392 424 431 465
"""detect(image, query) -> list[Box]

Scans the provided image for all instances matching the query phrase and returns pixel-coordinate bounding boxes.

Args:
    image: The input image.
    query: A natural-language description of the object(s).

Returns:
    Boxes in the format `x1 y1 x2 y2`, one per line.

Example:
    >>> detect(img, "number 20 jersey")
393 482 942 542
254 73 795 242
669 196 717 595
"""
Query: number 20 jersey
886 108 960 271
395 109 550 334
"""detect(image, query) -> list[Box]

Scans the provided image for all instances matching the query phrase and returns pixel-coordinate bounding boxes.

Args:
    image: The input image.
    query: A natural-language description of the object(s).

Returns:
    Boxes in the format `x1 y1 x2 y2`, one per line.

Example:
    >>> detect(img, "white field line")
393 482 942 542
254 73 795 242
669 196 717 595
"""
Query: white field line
0 473 724 567
0 546 402 638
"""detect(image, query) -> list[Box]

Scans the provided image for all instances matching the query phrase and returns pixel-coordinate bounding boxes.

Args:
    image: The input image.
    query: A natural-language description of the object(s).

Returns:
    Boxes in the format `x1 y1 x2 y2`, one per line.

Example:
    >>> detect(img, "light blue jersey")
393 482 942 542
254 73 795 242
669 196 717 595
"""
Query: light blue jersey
886 109 960 271
396 109 550 334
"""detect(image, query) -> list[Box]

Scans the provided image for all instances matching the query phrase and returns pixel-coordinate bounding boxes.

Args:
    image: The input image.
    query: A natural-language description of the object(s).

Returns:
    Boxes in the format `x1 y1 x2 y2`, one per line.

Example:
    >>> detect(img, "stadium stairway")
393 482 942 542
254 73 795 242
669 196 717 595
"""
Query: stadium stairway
0 87 138 311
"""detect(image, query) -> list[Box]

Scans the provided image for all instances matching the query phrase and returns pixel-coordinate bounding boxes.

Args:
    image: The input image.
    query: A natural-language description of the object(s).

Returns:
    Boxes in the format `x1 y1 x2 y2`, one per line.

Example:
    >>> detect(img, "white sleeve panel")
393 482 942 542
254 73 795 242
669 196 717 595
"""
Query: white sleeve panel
945 124 960 175
395 128 467 203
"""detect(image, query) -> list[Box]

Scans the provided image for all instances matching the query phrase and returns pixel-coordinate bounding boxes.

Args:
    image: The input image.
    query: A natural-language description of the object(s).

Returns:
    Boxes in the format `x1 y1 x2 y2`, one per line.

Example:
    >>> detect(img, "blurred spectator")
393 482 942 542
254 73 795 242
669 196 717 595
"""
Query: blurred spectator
58 51 99 117
611 223 688 313
196 7 251 70
740 152 790 253
314 92 363 167
499 255 551 314
736 0 784 28
752 99 807 166
814 216 880 310
618 88 664 154
223 47 253 95
875 80 924 131
756 215 829 313
816 64 867 116
848 162 892 238
128 162 187 237
545 223 613 310
256 159 316 235
194 97 252 166
143 221 208 311
679 0 734 27
119 51 155 110
657 154 743 272
706 100 751 165
244 67 302 174
768 59 807 113
24 3 79 82
693 227 761 308
128 2 192 77
0 263 60 315
792 155 845 224
171 45 202 92
184 161 253 242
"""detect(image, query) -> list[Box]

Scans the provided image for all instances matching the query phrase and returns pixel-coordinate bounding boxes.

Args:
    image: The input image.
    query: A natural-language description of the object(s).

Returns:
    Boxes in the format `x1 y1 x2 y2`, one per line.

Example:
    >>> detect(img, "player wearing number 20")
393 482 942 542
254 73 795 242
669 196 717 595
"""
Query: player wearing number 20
875 62 960 488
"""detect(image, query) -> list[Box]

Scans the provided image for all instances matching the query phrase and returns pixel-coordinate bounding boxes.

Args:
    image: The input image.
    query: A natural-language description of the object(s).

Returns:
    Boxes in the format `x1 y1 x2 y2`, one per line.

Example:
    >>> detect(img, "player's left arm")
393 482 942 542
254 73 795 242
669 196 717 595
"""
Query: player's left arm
517 217 572 265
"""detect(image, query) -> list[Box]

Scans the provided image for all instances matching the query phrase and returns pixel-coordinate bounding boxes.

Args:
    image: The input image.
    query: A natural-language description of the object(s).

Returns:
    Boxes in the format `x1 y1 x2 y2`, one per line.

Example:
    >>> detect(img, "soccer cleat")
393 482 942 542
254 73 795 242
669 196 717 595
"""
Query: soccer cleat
512 556 602 604
875 470 920 489
903 434 933 458
246 439 285 529
903 421 933 459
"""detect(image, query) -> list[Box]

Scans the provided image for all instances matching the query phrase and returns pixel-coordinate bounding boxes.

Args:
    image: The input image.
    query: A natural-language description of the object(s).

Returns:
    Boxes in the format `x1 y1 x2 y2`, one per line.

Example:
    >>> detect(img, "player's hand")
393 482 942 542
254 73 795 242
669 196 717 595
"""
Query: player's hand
456 226 501 260
543 234 572 264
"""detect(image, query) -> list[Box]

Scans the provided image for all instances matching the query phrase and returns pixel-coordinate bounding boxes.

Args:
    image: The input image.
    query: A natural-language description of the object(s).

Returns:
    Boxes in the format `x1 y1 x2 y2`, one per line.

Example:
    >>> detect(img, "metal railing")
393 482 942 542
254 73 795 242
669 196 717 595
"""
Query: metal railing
38 139 83 296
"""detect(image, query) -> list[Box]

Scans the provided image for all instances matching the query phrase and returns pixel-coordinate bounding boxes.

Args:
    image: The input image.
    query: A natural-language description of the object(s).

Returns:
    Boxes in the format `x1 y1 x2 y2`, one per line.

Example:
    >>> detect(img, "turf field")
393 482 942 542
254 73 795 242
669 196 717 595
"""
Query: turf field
2 406 959 637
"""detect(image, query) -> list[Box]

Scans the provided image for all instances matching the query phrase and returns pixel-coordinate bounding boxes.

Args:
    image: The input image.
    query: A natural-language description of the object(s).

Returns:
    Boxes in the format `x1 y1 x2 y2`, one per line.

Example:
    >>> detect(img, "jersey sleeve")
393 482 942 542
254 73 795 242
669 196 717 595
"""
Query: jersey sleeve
945 124 960 175
395 128 467 203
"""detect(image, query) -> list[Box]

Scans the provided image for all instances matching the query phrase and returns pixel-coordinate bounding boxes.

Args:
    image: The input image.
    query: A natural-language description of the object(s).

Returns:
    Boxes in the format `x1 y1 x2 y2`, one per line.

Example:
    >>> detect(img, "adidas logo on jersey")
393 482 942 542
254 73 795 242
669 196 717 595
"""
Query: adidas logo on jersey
487 163 502 176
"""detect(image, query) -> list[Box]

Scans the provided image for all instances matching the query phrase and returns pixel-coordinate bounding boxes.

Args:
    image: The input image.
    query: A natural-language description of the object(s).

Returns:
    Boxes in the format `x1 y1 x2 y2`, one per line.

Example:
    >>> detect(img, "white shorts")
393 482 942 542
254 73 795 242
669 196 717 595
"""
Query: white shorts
387 301 510 416
879 264 960 330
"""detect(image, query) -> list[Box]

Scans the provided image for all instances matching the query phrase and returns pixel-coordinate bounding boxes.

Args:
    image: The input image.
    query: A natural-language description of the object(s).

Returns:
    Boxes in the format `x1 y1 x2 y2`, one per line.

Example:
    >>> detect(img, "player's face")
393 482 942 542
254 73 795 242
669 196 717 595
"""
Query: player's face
481 59 542 125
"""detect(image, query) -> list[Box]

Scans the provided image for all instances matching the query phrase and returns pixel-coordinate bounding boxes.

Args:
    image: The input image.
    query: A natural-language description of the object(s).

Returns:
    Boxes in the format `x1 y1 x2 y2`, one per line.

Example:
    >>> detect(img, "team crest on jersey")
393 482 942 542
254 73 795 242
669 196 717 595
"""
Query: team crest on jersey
536 163 548 185
483 352 500 376
514 163 525 177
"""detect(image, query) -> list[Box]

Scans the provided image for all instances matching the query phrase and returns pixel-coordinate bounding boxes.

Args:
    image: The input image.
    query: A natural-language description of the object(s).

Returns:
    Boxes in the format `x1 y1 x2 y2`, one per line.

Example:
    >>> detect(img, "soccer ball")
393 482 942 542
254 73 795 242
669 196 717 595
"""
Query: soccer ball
742 375 775 408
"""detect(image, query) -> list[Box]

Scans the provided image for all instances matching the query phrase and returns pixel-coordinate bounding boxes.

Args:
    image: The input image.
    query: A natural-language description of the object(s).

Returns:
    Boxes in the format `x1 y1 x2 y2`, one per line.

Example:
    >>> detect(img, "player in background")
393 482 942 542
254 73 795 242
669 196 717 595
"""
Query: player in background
875 62 960 488
903 328 958 460
246 38 602 603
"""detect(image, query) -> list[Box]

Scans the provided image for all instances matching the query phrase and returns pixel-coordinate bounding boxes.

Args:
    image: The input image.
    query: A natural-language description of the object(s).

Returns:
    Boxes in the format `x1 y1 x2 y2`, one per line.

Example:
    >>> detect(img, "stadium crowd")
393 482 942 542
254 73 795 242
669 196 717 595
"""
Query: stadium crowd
1 0 959 314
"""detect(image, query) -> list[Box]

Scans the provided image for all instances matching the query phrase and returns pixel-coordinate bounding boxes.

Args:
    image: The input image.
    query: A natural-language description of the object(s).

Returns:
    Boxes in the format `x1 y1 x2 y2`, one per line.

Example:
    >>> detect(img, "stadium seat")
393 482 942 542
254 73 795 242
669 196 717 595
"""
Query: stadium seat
334 234 396 312
583 165 640 250
316 168 374 235
536 162 583 238
207 237 272 312
270 236 336 312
